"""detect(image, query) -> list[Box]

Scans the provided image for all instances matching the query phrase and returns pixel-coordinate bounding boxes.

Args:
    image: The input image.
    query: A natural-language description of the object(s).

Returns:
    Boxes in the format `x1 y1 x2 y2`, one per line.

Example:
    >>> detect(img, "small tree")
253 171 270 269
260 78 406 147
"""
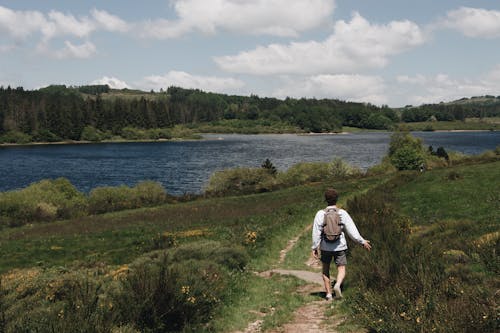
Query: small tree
436 146 449 161
388 132 425 171
261 158 277 176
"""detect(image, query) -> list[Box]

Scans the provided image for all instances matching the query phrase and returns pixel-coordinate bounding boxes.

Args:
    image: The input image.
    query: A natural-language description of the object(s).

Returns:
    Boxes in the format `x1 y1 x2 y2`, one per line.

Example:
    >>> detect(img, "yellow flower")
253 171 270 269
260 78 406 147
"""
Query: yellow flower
245 231 257 244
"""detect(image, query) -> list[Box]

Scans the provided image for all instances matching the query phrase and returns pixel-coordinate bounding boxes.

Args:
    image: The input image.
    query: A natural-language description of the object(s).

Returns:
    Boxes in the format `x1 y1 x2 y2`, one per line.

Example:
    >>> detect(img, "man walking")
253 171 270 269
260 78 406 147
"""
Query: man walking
312 188 371 300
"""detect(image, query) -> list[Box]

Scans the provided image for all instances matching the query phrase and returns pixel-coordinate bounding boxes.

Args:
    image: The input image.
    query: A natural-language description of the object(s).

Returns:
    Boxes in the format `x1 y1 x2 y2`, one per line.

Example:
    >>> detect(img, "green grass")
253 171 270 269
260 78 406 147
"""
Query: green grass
1 156 498 332
399 119 499 131
397 161 500 226
343 158 499 332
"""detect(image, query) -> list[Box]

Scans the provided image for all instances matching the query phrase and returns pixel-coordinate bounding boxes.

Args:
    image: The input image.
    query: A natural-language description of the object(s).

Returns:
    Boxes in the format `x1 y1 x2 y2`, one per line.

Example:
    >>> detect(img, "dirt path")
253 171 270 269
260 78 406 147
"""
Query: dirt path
235 226 345 333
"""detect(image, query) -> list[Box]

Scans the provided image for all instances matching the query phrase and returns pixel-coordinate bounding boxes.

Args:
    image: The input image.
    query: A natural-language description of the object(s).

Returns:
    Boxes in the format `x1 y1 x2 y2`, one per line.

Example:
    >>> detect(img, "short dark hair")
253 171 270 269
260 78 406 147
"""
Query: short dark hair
324 188 338 205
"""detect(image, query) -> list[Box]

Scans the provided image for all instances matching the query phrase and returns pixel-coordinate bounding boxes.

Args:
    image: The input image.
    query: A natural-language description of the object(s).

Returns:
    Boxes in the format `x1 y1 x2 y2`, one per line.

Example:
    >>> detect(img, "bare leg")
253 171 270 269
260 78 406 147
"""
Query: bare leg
322 261 332 297
333 265 346 298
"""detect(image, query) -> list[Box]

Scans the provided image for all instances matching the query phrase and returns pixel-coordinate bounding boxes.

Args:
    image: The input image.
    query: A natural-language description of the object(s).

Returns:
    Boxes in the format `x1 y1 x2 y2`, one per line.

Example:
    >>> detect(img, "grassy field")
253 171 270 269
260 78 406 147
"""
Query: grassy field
0 156 498 332
399 119 499 131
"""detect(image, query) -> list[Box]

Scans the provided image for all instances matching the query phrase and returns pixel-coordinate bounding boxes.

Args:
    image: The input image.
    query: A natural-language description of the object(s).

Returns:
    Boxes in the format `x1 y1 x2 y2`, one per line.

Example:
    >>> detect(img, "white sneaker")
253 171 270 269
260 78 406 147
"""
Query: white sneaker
333 285 343 299
325 293 333 301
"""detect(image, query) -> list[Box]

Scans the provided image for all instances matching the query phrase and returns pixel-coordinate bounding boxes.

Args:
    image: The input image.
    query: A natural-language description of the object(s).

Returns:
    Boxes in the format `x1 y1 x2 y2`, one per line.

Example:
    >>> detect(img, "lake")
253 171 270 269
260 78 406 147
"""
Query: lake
0 131 498 195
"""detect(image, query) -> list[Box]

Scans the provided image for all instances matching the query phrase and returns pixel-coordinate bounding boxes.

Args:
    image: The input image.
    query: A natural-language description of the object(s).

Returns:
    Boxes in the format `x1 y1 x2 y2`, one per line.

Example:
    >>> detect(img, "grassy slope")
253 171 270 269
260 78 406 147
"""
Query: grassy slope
0 175 387 332
1 159 498 331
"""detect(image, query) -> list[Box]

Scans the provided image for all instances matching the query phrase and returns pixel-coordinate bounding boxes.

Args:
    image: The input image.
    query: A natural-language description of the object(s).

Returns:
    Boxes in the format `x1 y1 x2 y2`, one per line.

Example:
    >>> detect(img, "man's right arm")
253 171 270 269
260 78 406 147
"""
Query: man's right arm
311 210 323 251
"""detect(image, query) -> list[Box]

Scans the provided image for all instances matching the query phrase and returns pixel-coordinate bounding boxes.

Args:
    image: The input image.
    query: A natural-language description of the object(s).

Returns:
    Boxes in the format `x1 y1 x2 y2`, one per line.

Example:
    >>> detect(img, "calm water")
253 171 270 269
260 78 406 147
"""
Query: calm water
0 131 498 195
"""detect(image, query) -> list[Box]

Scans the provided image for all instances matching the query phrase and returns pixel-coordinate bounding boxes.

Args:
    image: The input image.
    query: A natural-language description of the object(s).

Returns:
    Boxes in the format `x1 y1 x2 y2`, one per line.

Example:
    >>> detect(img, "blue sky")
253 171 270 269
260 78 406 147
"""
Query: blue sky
1 0 499 107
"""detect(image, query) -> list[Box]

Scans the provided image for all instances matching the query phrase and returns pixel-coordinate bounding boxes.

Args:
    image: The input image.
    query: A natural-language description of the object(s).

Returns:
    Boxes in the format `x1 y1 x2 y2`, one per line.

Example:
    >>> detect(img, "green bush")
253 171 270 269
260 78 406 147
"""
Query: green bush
0 130 32 144
345 180 497 333
388 131 422 156
88 181 167 214
32 129 62 142
390 145 425 170
0 178 88 226
366 156 397 176
0 242 245 332
205 168 277 196
329 157 362 179
146 128 173 140
80 126 105 142
1 268 114 333
113 253 229 332
120 127 148 141
388 131 425 170
277 161 329 186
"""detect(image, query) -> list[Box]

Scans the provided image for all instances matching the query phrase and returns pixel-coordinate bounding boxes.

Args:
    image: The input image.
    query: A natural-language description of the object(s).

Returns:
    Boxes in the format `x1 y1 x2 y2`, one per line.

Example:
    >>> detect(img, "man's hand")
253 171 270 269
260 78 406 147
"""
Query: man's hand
363 240 372 251
312 248 319 259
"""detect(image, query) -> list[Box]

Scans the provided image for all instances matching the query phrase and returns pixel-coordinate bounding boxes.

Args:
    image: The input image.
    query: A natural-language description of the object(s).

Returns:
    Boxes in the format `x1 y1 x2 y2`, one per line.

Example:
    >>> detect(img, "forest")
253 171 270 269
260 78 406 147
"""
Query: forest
1 84 499 143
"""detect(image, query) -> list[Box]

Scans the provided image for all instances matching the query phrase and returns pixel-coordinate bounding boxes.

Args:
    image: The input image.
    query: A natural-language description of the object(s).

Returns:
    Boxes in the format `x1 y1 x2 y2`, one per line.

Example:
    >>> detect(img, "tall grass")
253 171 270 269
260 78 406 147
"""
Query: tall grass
0 242 248 333
344 166 499 332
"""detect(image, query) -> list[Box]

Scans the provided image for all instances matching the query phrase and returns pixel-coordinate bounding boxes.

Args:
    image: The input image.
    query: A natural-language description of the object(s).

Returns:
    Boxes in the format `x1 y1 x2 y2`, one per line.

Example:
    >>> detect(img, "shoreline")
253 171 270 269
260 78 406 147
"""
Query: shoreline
1 128 497 148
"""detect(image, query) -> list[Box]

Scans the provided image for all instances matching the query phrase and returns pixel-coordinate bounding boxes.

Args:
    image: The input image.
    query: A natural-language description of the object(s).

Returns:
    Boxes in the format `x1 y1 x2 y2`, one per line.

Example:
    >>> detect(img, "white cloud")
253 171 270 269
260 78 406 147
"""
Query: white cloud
395 65 500 105
274 74 387 105
440 7 500 38
138 70 245 93
37 40 97 59
0 5 48 39
45 10 95 39
91 9 129 32
91 76 131 89
215 12 426 75
137 0 335 38
0 5 131 58
136 18 191 39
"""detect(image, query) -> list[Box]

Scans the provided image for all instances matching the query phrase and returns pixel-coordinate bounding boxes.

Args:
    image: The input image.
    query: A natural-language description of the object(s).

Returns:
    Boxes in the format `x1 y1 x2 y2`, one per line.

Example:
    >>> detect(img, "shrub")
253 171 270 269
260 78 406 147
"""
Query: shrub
390 145 425 171
261 158 277 176
146 128 172 140
0 178 88 226
113 254 229 332
1 268 113 333
88 186 134 214
88 181 167 214
345 181 497 333
0 130 32 144
80 126 105 142
388 131 426 170
169 125 201 140
329 157 362 179
366 156 397 176
277 161 329 186
32 129 62 142
205 168 277 196
132 181 167 206
388 131 423 157
120 127 148 141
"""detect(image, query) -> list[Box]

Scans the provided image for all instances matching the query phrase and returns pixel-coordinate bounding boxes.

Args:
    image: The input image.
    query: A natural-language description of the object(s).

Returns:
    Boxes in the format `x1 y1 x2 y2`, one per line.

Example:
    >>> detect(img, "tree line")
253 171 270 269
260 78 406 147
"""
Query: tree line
401 96 500 122
1 84 499 143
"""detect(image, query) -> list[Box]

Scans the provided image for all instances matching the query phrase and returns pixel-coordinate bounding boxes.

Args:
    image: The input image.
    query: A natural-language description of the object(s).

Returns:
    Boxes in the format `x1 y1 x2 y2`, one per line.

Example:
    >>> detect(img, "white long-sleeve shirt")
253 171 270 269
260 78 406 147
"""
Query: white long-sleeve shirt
311 205 366 251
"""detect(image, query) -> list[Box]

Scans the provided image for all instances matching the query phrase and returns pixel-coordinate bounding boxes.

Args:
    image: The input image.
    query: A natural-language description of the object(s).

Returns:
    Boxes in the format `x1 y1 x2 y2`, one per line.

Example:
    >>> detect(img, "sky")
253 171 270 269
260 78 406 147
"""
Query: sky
0 0 500 107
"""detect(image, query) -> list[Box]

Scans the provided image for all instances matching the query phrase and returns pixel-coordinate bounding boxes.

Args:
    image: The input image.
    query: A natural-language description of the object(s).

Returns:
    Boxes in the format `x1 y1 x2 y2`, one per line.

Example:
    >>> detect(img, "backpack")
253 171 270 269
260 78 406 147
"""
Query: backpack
322 207 342 242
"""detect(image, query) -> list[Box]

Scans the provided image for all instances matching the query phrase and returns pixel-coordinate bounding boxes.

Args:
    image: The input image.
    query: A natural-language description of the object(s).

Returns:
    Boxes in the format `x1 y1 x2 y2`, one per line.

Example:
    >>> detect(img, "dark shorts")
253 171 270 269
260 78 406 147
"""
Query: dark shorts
320 250 347 266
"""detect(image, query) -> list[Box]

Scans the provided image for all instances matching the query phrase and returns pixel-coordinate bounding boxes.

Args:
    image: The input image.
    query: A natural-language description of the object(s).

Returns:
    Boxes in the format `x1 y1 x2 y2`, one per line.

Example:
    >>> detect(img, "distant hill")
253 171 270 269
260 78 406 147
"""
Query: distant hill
445 95 500 106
